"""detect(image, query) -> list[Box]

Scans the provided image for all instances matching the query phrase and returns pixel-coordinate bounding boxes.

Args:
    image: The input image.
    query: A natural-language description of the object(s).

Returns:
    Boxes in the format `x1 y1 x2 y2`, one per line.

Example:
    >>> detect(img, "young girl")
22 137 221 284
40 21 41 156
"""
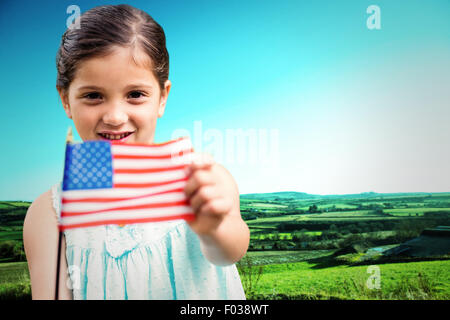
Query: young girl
23 4 249 300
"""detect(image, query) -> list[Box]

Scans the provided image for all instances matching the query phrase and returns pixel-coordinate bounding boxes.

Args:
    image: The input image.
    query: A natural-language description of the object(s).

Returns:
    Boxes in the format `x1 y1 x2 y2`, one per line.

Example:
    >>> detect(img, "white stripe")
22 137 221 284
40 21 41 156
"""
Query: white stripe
112 153 194 169
113 169 186 184
62 180 187 200
62 190 186 213
111 138 192 156
60 205 193 226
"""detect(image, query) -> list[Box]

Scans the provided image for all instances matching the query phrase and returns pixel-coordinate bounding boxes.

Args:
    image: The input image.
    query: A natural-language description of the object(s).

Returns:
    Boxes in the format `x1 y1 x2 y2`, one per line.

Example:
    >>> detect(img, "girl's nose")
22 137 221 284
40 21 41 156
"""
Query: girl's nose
102 104 128 126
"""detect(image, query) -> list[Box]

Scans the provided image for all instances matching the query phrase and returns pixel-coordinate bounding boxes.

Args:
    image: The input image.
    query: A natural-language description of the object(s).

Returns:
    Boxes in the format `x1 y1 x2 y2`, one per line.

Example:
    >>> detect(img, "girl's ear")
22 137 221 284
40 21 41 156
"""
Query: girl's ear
158 80 172 118
57 87 72 119
63 104 72 119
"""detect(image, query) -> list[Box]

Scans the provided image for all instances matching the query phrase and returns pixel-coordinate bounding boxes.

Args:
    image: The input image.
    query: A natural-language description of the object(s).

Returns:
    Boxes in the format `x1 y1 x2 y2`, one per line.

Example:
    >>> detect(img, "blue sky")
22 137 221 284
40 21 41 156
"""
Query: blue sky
0 0 449 201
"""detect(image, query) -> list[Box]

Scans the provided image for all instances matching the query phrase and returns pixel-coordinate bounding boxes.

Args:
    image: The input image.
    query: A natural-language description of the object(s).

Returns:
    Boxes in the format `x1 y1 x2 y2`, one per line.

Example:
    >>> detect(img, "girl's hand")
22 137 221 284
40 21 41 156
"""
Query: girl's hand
183 153 239 236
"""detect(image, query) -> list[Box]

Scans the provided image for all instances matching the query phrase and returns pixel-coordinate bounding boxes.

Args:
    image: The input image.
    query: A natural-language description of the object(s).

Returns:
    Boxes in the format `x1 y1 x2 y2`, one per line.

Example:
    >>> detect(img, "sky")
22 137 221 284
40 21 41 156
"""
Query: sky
0 0 449 201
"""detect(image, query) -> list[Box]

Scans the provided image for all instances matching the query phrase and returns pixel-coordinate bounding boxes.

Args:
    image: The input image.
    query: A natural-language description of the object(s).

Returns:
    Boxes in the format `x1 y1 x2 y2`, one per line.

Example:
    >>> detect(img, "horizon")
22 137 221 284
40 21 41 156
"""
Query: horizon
3 190 450 203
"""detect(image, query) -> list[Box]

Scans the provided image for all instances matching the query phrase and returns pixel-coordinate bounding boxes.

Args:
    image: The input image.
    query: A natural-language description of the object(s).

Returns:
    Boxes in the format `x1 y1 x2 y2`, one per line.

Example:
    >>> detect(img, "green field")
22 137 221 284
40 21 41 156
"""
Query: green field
1 192 449 300
238 191 450 299
0 231 23 241
3 254 448 300
0 262 30 300
251 232 322 241
0 262 29 284
246 212 384 222
385 207 449 216
241 257 450 299
249 203 288 208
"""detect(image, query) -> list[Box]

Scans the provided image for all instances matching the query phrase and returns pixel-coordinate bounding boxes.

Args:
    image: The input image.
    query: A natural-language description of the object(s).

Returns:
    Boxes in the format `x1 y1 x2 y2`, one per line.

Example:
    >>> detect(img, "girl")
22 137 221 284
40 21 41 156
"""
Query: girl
23 4 249 300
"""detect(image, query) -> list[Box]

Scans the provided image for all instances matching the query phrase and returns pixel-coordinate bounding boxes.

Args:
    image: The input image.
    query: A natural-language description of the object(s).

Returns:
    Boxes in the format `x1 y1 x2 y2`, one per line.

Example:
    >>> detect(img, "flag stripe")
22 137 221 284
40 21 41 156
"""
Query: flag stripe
60 206 193 226
112 154 193 169
113 177 187 189
110 136 188 148
62 181 187 200
62 187 185 204
114 164 186 174
113 169 185 184
59 214 195 231
62 190 187 212
62 200 189 217
112 149 193 160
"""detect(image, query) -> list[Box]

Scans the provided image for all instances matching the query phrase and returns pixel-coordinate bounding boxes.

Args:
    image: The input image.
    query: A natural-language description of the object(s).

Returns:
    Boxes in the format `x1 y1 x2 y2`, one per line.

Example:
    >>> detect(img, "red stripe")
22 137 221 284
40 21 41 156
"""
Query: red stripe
59 213 195 231
110 136 188 148
114 177 187 188
61 200 190 217
112 148 193 160
114 164 186 174
62 187 186 204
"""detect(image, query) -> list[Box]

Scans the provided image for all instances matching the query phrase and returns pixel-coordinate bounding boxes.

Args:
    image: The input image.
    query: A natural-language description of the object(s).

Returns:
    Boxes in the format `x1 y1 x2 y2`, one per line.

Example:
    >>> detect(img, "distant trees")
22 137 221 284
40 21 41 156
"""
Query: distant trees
329 224 338 232
371 208 384 215
393 220 435 241
0 241 25 261
242 213 258 221
383 202 393 209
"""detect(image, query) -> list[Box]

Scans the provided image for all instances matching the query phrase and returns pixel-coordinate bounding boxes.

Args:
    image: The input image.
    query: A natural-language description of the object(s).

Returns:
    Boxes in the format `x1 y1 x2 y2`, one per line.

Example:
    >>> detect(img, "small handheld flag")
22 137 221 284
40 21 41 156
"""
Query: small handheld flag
59 135 195 230
55 130 195 299
55 126 75 299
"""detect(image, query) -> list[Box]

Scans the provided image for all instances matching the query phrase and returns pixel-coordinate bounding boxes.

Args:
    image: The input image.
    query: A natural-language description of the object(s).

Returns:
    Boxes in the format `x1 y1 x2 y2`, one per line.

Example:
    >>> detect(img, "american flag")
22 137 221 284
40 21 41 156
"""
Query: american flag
59 136 195 230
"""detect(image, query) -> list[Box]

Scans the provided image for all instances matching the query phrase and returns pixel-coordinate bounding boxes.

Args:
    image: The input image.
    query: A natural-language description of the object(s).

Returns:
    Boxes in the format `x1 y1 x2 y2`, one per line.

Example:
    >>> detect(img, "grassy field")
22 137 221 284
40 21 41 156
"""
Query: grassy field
239 256 450 300
3 253 448 300
250 232 322 241
0 231 23 241
238 191 450 299
385 207 449 216
1 192 449 300
0 262 30 300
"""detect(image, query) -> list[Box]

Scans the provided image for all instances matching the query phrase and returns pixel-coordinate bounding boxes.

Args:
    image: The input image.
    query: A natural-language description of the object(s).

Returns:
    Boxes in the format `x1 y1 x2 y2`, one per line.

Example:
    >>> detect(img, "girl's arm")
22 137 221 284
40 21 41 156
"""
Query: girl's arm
198 207 250 266
184 159 250 266
23 190 73 300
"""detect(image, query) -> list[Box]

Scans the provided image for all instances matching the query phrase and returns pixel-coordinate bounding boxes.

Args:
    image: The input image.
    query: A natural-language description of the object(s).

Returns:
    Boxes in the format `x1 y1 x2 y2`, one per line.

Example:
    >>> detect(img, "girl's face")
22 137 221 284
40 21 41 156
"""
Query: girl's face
58 46 171 144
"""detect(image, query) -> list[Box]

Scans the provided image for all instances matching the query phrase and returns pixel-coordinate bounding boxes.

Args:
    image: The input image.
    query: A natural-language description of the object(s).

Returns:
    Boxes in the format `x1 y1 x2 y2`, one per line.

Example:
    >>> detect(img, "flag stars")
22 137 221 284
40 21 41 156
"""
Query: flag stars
62 141 113 191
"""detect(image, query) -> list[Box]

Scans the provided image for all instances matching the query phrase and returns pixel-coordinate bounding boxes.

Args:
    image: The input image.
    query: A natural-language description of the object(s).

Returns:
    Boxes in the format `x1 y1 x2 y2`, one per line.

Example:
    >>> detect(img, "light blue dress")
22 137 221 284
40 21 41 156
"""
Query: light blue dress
51 183 246 300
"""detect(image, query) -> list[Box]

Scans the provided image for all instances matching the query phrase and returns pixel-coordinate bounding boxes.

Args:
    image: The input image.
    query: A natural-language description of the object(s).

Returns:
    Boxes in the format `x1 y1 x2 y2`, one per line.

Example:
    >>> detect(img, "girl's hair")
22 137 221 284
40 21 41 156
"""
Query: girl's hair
56 4 169 94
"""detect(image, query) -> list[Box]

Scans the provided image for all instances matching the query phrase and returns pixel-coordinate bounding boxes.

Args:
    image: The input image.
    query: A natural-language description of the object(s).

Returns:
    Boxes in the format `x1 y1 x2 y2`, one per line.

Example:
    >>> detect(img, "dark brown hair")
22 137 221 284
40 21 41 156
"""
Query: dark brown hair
56 4 169 94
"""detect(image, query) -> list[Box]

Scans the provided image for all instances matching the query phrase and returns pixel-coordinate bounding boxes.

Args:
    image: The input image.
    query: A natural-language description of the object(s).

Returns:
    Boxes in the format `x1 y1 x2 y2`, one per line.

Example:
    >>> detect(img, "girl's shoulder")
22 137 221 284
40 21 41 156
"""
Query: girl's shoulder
23 187 59 254
24 188 56 226
23 187 72 299
24 187 58 226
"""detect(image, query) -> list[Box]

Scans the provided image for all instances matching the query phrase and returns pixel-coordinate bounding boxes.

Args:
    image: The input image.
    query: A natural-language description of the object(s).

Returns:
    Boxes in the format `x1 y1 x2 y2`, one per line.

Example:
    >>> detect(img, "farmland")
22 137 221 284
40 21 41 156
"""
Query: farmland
238 256 450 299
0 191 449 299
237 191 450 299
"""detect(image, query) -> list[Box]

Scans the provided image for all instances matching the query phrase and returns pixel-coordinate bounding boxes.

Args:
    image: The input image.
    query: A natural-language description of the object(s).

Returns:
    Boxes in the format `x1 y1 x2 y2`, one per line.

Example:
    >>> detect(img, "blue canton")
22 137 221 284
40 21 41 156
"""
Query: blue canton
63 141 113 191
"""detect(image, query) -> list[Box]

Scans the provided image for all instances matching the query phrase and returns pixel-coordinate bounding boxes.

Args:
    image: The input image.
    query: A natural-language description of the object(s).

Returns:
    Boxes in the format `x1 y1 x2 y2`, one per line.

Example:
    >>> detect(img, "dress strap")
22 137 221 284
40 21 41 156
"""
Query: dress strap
51 182 62 222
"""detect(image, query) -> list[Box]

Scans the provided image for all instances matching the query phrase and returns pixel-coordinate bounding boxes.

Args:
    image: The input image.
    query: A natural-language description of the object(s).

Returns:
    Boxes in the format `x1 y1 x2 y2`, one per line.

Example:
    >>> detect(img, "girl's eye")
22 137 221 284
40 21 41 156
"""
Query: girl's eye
128 91 145 99
81 91 146 101
84 92 102 100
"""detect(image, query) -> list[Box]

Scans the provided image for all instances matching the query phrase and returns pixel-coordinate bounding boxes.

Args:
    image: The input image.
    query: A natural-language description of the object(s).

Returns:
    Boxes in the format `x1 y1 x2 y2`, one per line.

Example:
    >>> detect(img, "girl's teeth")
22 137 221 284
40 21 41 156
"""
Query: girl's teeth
101 133 128 140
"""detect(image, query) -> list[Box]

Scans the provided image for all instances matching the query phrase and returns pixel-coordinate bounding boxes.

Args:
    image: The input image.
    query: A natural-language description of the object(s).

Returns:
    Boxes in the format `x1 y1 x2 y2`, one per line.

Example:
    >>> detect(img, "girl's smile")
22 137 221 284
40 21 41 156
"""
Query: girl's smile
97 130 135 142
